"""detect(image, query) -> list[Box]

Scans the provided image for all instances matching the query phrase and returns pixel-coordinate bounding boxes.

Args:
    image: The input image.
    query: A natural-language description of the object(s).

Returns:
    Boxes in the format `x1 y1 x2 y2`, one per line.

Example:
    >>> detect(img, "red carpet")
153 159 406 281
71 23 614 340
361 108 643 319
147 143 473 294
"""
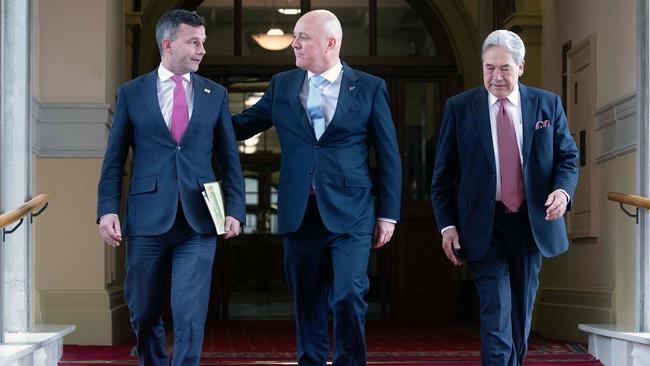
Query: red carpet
59 321 603 365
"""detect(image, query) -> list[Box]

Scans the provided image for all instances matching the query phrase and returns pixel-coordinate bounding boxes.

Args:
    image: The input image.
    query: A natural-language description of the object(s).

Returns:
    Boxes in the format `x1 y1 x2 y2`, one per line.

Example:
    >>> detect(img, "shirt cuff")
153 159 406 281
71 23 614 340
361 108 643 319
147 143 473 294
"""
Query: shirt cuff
441 225 456 235
100 213 119 222
555 189 571 202
377 217 397 224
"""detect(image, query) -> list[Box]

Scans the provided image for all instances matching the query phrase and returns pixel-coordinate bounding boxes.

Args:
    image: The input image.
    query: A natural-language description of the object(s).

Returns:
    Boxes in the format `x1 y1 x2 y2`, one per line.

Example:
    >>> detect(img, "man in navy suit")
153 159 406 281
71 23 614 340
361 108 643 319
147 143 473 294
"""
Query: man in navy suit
232 10 401 366
97 10 245 366
431 30 578 366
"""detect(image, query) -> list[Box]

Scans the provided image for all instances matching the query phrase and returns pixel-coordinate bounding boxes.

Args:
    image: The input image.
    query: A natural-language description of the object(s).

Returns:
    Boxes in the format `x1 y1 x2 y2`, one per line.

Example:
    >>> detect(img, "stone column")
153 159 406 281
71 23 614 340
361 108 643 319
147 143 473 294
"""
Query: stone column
1 0 32 335
637 0 650 332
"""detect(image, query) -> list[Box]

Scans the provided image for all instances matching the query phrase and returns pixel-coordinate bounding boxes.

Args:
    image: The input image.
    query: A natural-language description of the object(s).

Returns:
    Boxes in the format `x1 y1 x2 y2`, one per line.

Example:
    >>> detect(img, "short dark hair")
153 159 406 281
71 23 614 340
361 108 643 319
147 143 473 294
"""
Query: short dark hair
155 9 206 56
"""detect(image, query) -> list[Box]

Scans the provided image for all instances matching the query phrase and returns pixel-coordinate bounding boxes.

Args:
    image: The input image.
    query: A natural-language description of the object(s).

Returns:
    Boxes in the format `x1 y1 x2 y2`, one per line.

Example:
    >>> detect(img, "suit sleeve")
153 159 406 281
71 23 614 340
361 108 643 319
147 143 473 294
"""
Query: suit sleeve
231 76 276 141
430 98 459 231
215 90 246 224
97 85 132 223
551 94 579 208
369 79 402 221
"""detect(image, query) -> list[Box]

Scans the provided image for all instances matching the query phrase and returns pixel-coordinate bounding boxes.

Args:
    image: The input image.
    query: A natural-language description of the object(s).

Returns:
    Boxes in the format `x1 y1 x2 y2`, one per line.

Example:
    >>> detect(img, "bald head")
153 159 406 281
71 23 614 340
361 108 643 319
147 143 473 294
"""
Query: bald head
303 10 342 48
292 10 343 73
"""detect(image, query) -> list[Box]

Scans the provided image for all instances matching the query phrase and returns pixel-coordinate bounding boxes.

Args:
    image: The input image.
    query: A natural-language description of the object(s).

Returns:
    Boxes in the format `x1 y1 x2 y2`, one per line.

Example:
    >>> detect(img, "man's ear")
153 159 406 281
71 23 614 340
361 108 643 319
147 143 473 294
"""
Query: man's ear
326 37 336 52
162 39 172 54
518 60 525 77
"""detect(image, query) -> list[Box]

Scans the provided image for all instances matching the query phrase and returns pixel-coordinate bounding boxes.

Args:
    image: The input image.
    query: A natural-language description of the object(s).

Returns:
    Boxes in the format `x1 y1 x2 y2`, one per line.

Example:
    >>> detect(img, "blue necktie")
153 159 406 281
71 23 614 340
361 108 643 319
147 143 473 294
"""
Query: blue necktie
307 75 327 140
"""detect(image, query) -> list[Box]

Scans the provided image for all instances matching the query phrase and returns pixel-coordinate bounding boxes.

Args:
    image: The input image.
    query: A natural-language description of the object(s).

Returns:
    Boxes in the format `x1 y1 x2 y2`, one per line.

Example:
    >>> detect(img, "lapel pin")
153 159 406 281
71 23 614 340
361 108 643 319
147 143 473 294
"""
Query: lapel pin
349 86 356 91
204 88 211 94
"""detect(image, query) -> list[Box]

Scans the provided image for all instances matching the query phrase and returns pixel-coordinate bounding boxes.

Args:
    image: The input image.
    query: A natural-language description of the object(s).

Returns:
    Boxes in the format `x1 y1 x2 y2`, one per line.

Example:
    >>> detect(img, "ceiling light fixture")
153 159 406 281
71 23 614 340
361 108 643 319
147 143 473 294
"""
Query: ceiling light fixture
278 8 301 15
251 28 294 51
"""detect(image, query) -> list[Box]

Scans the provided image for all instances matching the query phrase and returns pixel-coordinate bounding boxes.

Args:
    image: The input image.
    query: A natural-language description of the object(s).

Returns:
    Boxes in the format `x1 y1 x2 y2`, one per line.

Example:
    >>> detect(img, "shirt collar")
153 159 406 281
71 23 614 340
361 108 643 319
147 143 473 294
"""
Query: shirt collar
488 83 520 107
158 64 191 83
307 60 343 84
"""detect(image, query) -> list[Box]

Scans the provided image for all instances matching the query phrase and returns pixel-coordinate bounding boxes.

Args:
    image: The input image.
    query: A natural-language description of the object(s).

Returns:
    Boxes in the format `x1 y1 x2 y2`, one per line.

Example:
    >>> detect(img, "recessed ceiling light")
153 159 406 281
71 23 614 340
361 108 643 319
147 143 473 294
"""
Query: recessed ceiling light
278 8 301 15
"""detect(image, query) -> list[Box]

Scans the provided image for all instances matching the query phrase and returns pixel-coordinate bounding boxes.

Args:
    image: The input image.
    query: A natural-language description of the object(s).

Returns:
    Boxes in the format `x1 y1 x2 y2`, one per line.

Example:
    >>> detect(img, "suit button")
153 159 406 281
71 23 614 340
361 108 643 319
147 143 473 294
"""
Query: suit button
313 145 320 149
176 146 181 151
308 170 313 175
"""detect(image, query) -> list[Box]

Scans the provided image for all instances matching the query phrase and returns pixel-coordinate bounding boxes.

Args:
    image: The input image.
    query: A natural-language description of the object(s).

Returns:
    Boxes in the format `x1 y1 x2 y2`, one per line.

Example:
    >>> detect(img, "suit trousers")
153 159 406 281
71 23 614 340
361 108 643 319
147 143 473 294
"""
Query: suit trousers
283 196 372 366
124 205 217 366
467 202 542 366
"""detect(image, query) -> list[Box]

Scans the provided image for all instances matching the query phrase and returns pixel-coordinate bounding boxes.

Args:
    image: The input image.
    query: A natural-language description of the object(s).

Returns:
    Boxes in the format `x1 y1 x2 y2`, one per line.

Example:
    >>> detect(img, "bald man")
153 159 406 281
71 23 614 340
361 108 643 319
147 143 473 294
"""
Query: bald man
232 10 402 366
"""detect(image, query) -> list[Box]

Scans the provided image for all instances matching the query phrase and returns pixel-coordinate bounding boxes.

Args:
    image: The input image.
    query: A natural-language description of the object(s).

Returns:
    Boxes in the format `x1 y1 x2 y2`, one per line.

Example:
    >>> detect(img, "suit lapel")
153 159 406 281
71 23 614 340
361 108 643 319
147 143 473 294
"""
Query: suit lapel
520 83 537 168
287 70 316 140
320 63 358 141
472 88 496 173
141 70 174 141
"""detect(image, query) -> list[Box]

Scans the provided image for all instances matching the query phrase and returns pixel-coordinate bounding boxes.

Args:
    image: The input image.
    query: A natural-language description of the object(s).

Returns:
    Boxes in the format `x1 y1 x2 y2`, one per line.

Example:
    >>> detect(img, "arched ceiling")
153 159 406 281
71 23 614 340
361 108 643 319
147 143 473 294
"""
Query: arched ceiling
137 0 480 87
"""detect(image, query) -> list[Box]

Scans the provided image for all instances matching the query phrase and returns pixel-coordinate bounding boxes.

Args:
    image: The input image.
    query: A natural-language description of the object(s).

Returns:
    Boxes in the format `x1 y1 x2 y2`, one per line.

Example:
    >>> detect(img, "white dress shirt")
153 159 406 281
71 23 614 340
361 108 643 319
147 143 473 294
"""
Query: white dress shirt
157 64 194 128
300 61 394 224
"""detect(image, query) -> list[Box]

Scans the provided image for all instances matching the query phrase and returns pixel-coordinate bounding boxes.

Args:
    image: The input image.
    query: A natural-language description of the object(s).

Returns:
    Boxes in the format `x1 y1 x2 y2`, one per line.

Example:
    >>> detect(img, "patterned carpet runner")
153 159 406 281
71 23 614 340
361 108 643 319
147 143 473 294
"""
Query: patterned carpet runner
59 321 603 365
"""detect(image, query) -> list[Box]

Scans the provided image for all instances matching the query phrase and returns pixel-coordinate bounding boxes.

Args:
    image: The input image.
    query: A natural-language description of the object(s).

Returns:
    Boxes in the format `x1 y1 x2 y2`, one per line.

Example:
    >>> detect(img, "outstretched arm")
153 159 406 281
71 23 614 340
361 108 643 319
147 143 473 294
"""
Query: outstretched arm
231 77 276 141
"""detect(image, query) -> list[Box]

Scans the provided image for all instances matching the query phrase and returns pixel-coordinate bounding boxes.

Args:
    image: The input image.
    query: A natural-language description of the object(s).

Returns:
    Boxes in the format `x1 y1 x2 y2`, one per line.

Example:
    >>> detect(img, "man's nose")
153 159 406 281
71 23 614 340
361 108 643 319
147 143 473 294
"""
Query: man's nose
493 69 503 81
292 37 300 49
198 42 206 55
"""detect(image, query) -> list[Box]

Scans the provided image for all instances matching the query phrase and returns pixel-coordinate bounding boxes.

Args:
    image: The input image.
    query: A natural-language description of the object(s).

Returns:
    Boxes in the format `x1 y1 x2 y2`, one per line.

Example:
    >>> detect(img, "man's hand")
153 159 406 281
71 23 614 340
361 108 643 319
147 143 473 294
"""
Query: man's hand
373 220 395 249
545 190 568 221
99 214 122 247
441 227 463 266
222 216 241 239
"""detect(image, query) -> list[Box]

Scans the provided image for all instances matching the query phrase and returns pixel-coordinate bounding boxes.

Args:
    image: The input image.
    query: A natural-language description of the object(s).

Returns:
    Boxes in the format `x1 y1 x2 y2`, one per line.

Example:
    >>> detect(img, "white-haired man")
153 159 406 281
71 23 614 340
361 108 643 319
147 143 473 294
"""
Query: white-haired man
431 30 578 366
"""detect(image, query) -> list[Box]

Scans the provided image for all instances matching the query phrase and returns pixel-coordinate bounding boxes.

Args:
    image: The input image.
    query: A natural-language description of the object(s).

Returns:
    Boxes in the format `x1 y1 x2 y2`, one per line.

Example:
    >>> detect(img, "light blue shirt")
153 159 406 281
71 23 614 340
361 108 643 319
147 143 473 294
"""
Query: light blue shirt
299 61 343 127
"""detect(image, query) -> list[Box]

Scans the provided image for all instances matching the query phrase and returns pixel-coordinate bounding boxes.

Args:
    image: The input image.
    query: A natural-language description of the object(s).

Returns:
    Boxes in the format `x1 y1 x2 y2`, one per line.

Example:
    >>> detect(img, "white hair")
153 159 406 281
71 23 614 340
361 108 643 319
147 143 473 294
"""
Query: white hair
482 30 525 65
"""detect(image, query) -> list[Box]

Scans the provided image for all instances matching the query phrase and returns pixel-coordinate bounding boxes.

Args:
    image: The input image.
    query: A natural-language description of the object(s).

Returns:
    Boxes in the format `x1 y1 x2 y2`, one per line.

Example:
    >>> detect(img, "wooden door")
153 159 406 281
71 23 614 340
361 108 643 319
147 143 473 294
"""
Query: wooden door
386 76 462 321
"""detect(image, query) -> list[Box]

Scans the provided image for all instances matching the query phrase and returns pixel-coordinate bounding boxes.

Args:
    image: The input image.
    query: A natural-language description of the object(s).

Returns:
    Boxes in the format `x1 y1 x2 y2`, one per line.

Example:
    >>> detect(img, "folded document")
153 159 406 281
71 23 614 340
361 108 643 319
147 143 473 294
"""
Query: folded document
202 181 226 235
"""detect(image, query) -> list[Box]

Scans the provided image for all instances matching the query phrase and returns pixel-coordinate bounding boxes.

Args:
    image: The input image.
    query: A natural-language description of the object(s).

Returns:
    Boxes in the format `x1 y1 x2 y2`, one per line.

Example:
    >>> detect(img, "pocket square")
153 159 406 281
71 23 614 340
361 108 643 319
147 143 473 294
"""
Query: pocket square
535 120 551 130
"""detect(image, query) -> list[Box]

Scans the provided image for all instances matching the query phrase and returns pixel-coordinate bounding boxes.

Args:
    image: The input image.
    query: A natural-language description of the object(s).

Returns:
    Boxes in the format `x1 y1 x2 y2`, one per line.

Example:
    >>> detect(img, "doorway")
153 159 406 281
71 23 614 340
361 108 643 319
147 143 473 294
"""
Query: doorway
136 0 466 323
203 62 462 322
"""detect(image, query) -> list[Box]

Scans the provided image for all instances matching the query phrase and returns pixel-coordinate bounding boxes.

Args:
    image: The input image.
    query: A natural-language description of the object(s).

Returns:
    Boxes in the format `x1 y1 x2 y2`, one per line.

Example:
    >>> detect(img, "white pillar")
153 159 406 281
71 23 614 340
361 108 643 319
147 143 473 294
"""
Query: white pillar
638 0 650 333
1 0 32 335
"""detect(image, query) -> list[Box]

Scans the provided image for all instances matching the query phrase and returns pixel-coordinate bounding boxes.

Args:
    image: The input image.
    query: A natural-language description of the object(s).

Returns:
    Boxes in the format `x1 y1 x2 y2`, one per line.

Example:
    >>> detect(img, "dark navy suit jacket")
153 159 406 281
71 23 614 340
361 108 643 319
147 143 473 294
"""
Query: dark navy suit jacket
431 84 578 260
97 70 245 236
232 63 402 234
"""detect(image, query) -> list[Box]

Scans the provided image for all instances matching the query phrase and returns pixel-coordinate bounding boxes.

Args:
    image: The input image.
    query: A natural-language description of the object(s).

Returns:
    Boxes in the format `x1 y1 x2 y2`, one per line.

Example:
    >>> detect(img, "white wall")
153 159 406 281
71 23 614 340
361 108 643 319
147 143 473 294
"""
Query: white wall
541 0 636 105
536 0 638 341
32 0 129 345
